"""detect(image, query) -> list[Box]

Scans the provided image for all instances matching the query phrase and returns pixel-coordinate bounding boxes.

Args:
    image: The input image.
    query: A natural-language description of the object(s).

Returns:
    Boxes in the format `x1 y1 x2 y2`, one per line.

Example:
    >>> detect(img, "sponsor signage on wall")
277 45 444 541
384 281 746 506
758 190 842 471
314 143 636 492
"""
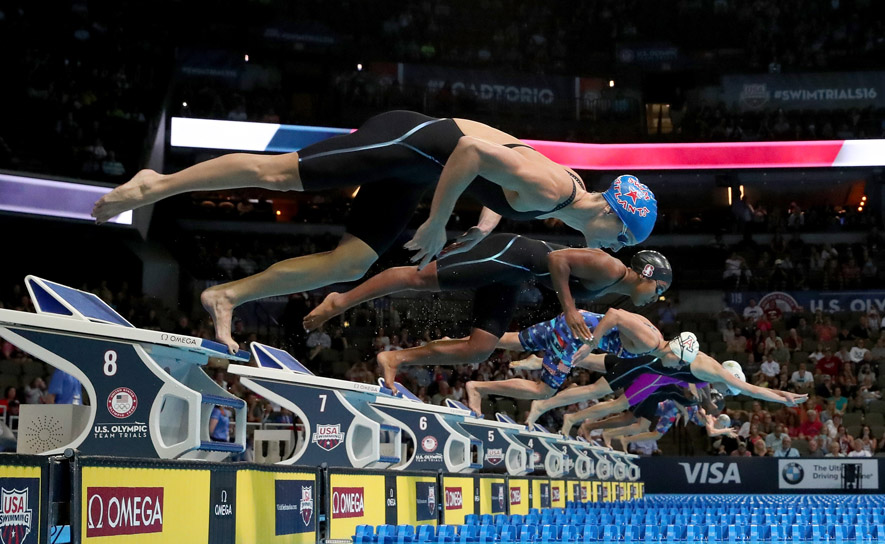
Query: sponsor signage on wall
722 72 885 111
0 477 39 544
400 64 575 107
727 290 885 316
778 459 879 490
85 487 164 538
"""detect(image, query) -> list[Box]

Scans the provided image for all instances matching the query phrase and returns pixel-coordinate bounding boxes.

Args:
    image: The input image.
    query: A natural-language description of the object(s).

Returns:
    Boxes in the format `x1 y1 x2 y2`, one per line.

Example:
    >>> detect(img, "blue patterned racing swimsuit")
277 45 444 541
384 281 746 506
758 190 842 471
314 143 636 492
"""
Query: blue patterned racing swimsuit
517 310 642 390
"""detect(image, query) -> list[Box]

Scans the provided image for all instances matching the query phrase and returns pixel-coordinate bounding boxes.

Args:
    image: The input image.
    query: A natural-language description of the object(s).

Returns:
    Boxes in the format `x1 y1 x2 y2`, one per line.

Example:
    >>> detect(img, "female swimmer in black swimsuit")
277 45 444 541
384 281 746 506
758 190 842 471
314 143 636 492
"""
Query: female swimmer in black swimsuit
92 110 656 352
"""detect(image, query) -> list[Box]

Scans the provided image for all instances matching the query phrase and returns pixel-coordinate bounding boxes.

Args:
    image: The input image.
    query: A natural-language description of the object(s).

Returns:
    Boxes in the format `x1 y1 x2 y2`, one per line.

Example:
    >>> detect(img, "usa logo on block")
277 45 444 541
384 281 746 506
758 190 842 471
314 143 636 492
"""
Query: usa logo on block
0 488 32 544
312 424 344 451
300 486 313 526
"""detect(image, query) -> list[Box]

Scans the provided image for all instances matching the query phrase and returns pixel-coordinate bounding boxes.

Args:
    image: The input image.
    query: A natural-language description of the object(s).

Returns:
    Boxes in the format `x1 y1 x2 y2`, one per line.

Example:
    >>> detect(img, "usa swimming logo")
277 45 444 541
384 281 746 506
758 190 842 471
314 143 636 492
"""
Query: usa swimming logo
0 488 33 544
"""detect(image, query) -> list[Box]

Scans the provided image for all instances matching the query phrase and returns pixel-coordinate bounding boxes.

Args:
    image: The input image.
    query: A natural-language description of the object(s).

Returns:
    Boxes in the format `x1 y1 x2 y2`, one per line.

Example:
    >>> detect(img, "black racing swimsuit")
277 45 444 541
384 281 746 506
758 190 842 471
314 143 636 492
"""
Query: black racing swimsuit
435 233 617 337
604 353 705 391
297 110 581 254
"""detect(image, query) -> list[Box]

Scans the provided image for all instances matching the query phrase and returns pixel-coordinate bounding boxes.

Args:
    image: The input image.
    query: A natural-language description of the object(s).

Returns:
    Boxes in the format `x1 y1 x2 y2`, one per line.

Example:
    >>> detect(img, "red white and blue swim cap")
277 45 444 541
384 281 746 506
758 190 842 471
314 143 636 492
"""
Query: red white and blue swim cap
601 175 657 243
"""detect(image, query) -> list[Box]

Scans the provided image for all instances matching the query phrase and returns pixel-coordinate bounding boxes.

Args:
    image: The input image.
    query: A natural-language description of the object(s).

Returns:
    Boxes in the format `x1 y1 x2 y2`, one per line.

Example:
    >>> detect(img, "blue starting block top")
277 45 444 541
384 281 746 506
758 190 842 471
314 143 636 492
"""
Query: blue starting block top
445 399 480 418
27 275 134 327
378 378 421 401
252 342 313 374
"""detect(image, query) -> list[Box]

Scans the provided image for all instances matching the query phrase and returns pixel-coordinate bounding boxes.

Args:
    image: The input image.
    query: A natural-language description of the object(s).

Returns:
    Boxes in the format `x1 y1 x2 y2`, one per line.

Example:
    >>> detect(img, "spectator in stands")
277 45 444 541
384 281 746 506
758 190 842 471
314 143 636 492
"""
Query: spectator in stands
858 374 881 404
209 405 231 442
752 439 768 456
743 298 763 322
216 249 238 279
858 425 878 453
730 441 751 457
837 425 854 453
785 328 803 352
246 393 268 424
797 318 814 340
0 387 19 425
850 339 870 363
345 361 375 384
825 441 845 457
45 369 81 405
775 436 800 457
726 325 746 353
756 353 780 383
849 392 867 414
808 343 825 363
330 327 349 352
306 325 331 361
835 345 852 365
757 314 773 334
790 362 814 392
23 377 46 405
431 381 454 406
816 374 835 399
373 328 391 352
798 409 823 439
819 399 840 423
872 336 885 361
815 347 841 378
772 337 790 364
814 316 837 343
842 259 862 288
838 366 858 395
848 438 872 457
807 437 823 456
765 423 789 454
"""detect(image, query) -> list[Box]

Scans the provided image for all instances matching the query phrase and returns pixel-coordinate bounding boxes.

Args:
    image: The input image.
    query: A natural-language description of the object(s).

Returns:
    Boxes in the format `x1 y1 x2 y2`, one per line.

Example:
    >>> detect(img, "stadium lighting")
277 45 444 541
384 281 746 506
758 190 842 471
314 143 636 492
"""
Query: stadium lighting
245 54 249 62
609 80 615 87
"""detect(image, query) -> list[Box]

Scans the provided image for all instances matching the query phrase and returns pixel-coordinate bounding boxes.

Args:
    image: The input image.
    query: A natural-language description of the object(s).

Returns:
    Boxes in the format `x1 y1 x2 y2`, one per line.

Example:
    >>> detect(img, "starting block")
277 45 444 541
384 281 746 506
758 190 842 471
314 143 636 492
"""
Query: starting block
371 380 483 473
585 446 639 481
0 276 249 460
228 343 404 469
444 399 532 476
552 433 594 480
495 414 567 478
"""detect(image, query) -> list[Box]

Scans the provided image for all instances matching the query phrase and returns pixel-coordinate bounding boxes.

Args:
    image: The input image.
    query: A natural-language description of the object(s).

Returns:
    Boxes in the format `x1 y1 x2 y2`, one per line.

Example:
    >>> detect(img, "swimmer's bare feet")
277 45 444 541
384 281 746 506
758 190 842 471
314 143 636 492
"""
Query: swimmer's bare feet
602 432 613 449
303 292 344 331
92 169 163 223
465 381 482 415
561 412 577 437
376 351 399 390
526 399 545 427
201 285 239 354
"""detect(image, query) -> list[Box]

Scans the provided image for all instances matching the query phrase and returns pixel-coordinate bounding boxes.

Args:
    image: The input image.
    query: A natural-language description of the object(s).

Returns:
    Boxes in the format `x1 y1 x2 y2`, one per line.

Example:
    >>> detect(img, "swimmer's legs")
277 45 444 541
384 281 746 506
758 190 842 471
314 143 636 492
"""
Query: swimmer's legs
526 379 614 426
202 234 378 353
465 379 554 416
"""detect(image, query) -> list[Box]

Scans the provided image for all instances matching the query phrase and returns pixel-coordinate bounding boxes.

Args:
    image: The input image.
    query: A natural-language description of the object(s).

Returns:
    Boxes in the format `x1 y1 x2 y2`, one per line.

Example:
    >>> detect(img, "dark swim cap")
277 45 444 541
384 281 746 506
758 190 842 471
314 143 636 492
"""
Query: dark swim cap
631 250 672 289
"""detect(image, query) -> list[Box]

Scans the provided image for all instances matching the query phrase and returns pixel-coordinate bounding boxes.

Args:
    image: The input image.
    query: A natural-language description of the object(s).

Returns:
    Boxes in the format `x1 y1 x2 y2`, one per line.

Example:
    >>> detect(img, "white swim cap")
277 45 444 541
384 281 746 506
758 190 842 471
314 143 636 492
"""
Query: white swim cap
721 360 745 395
668 332 700 365
716 414 731 429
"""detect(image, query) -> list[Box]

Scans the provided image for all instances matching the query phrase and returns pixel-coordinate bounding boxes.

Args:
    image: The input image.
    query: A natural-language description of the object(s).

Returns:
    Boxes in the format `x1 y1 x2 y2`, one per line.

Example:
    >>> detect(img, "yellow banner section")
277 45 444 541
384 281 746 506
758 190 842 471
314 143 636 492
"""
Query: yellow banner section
507 478 528 516
235 470 318 544
550 480 565 509
477 477 506 516
566 480 589 504
441 476 474 525
81 465 209 543
0 465 42 544
327 473 386 541
591 481 602 503
395 474 438 527
530 479 547 510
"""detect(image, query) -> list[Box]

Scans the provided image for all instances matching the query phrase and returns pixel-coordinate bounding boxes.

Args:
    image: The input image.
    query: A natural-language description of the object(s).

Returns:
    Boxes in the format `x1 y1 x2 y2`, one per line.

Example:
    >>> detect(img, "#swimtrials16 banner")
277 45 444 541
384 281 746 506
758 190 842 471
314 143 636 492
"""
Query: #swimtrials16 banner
722 71 885 112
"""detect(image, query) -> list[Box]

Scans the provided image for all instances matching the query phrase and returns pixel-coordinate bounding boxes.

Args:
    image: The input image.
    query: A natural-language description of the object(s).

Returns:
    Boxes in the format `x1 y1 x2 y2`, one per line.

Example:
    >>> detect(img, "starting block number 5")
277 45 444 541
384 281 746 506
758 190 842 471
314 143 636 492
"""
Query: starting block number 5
103 350 118 376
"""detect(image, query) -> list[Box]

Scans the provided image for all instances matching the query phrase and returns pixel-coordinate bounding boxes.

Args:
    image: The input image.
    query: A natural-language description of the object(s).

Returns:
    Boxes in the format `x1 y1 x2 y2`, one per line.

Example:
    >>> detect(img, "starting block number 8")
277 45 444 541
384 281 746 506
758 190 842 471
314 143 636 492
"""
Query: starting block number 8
103 350 118 376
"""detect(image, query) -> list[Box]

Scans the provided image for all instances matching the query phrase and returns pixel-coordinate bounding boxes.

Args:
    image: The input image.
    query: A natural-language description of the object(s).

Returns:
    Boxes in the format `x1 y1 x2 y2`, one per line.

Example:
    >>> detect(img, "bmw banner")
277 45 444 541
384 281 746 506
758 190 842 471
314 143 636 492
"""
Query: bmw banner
778 459 878 490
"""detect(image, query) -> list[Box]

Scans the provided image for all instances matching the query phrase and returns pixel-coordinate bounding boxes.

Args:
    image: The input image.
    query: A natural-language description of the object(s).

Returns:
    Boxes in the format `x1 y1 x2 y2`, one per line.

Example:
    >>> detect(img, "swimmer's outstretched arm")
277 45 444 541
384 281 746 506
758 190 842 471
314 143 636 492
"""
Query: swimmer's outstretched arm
693 352 808 406
586 308 660 353
406 137 537 268
548 249 625 341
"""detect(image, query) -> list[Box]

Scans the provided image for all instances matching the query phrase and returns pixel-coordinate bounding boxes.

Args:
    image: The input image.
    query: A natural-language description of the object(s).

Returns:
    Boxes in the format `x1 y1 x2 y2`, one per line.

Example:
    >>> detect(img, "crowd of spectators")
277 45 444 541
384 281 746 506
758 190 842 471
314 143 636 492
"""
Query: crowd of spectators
722 232 885 291
1 3 169 180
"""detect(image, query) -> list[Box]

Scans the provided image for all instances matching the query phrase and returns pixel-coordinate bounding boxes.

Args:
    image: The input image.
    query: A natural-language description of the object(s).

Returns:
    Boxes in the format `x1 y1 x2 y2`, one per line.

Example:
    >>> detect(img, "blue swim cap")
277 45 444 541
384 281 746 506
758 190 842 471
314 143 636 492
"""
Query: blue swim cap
601 175 657 243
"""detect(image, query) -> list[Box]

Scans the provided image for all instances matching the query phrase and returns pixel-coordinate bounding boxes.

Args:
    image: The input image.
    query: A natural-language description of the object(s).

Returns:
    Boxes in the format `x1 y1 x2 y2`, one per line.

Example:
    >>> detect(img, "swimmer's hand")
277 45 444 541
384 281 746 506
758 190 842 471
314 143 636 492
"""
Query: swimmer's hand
405 219 447 270
779 391 808 407
440 226 489 257
564 308 594 344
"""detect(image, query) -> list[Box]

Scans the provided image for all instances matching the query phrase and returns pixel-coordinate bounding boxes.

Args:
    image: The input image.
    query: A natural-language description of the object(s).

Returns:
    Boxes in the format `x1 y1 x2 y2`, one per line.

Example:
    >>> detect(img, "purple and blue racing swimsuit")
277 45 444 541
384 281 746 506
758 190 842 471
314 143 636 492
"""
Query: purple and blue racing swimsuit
518 310 641 389
654 401 706 435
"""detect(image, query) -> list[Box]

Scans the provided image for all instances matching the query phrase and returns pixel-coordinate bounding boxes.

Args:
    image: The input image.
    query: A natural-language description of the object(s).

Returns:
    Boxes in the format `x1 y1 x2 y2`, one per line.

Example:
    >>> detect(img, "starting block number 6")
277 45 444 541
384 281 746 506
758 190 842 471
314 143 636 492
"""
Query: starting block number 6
103 350 118 376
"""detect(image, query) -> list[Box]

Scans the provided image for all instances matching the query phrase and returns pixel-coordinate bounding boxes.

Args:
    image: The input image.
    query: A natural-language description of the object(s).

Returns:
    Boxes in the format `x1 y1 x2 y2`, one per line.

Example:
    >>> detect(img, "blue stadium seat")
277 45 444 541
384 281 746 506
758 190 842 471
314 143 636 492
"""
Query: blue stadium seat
377 525 397 544
464 515 478 526
396 525 416 544
500 525 518 543
416 525 436 543
355 525 376 544
493 514 507 526
479 514 493 526
518 525 538 542
509 514 524 525
436 525 456 543
456 525 478 544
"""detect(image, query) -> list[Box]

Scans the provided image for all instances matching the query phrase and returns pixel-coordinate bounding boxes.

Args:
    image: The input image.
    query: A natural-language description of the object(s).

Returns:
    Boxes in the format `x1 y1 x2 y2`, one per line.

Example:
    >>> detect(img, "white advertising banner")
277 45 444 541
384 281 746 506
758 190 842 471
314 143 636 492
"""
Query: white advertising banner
778 459 878 490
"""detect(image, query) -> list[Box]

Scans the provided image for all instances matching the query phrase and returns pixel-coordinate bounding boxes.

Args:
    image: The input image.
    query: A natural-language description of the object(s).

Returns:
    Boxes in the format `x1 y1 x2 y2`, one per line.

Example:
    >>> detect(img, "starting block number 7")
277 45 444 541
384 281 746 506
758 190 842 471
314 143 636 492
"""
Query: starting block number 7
104 350 118 376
